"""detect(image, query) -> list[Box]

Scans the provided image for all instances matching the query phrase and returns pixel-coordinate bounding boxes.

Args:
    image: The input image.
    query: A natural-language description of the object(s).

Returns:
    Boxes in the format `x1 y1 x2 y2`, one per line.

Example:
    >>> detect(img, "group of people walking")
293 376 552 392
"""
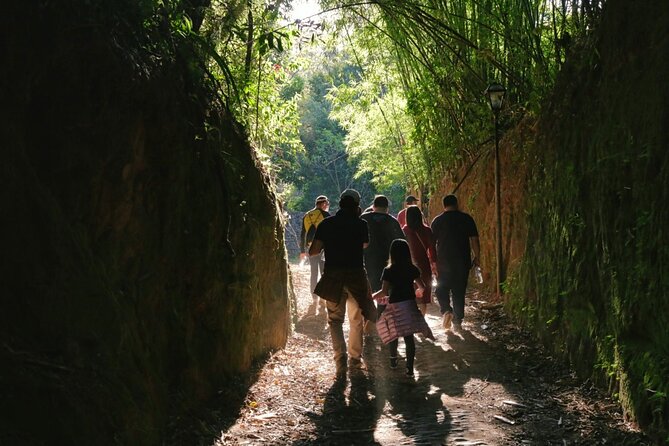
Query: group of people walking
300 190 480 379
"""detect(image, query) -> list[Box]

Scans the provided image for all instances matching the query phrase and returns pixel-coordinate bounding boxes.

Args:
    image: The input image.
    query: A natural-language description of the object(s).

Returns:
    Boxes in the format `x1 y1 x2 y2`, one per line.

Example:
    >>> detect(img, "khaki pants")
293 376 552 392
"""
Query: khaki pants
308 253 325 299
326 288 364 363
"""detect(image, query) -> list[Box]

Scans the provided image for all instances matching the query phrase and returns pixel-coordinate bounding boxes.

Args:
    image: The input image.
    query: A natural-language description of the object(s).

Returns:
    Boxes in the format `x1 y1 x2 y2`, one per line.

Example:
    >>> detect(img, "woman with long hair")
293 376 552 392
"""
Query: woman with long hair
402 206 437 315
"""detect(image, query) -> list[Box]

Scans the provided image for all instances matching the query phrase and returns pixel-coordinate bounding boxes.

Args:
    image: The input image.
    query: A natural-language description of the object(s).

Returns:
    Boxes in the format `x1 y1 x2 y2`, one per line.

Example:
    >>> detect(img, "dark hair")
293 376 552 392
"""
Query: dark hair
339 195 358 210
389 239 413 268
373 195 389 208
443 194 458 208
406 205 423 230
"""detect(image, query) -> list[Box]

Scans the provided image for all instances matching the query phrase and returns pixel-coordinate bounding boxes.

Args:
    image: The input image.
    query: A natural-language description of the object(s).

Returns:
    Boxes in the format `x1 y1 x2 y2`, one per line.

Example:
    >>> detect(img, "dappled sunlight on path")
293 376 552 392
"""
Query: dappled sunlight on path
215 264 647 445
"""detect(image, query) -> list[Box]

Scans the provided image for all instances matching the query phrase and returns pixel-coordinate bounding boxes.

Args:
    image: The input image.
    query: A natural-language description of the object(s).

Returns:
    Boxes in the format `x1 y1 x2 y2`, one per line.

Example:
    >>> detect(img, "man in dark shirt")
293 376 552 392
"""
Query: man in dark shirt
310 189 376 377
361 195 405 320
430 194 480 331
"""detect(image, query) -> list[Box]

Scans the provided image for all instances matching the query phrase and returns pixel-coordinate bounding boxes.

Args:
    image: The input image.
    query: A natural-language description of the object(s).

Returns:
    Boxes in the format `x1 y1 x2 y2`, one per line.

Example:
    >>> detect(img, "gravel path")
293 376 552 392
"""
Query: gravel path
171 263 649 445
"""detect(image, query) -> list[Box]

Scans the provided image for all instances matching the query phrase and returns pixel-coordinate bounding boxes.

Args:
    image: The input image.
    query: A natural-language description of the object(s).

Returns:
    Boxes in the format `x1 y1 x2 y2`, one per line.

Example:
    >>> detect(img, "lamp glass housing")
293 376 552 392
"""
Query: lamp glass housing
486 83 506 112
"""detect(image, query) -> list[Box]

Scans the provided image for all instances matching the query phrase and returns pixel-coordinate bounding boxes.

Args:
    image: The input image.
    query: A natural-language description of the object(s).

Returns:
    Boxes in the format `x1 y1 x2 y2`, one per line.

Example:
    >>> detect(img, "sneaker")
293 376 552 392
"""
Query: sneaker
405 368 414 377
389 357 398 369
442 312 453 330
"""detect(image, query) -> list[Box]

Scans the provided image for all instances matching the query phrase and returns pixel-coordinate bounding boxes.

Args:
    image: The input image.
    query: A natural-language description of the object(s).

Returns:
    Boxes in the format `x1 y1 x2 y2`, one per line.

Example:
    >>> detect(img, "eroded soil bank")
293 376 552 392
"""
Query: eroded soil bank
170 265 649 445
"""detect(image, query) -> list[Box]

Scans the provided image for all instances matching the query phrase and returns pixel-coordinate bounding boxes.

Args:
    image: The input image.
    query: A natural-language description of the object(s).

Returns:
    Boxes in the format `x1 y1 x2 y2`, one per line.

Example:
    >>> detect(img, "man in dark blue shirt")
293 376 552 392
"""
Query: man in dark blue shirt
310 189 376 378
431 194 480 331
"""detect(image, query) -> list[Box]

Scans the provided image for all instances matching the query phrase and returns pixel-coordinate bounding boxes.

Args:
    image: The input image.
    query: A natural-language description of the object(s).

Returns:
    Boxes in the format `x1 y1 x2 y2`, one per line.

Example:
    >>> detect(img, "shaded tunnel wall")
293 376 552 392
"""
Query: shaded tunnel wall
0 2 290 444
430 1 668 439
516 1 669 438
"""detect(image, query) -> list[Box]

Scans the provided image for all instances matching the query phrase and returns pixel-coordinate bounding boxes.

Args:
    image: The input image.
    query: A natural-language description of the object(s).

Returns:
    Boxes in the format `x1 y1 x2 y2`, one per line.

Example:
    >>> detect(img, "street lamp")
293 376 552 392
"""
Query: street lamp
485 82 506 298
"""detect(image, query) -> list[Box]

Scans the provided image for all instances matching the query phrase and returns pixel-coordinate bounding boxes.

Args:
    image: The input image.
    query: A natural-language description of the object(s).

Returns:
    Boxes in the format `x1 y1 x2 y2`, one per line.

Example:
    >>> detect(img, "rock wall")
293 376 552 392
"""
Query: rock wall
284 211 306 261
430 1 669 439
0 2 290 444
515 1 669 437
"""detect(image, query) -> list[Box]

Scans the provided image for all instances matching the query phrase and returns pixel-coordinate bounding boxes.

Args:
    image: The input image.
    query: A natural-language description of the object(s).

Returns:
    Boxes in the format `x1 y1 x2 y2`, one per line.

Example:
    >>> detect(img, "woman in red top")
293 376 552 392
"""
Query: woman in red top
402 206 437 315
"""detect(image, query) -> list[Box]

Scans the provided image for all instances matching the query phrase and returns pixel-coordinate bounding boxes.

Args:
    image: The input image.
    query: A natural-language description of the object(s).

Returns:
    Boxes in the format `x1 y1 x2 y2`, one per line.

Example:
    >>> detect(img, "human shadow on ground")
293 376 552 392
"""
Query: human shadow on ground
298 369 381 445
294 299 329 342
416 326 510 397
370 337 454 445
296 303 467 445
413 320 650 444
297 334 454 445
293 293 452 443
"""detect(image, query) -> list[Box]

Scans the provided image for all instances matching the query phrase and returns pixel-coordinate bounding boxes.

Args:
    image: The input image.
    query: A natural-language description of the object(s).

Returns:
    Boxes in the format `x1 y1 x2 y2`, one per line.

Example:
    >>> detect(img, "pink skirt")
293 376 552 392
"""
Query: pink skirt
376 300 435 344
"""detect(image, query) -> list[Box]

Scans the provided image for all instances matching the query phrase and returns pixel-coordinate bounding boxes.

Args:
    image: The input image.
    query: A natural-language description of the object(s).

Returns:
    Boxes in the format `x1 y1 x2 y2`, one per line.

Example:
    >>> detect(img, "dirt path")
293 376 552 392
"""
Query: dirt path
180 264 649 445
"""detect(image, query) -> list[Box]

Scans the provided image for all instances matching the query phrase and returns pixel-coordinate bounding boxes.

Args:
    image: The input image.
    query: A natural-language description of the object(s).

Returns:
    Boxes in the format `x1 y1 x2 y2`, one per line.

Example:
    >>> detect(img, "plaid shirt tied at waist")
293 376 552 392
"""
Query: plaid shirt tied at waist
314 267 377 322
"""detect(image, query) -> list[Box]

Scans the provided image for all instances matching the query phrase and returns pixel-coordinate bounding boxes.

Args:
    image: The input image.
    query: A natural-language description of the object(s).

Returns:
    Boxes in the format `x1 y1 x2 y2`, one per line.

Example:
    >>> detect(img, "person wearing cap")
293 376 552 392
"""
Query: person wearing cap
396 195 419 228
300 195 330 302
430 194 480 331
360 195 405 306
309 189 377 378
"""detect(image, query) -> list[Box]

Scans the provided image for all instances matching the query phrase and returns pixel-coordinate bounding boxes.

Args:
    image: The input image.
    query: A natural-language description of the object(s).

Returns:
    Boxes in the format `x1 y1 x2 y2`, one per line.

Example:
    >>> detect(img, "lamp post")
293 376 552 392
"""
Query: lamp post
485 82 506 298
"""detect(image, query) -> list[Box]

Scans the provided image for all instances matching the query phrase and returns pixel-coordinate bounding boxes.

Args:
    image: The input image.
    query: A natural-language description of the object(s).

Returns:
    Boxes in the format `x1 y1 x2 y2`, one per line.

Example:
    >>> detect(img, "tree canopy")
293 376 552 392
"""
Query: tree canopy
191 0 599 210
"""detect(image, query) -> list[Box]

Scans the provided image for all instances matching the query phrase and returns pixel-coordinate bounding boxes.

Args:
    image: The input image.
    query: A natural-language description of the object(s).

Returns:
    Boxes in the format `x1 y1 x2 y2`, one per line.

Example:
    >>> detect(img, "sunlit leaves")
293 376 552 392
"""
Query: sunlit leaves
198 1 308 181
195 0 596 208
325 7 431 193
319 0 594 187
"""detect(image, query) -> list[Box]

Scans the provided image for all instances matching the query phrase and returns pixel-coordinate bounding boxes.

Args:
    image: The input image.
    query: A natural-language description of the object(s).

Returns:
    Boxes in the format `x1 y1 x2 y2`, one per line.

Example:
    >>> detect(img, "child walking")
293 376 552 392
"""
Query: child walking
373 239 434 376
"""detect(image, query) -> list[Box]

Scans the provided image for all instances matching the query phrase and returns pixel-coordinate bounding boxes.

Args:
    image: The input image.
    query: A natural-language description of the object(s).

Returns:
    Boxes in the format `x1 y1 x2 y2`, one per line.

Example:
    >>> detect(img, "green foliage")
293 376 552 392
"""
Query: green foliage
316 0 598 195
196 0 597 211
286 52 380 210
198 1 304 178
326 22 425 196
197 0 400 211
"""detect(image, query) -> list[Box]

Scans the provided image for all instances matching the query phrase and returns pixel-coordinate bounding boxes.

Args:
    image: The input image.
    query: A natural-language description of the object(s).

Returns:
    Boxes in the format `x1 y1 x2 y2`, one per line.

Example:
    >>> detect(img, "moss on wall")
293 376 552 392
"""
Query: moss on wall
430 1 668 440
0 2 290 444
515 1 669 438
